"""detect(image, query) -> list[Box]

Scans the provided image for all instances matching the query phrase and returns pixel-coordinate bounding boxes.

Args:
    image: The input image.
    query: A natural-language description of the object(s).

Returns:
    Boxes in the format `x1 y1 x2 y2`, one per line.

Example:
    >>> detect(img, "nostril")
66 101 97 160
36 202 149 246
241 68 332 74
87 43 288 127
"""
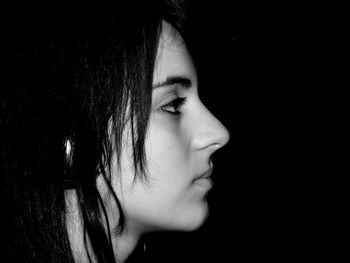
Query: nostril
209 156 213 168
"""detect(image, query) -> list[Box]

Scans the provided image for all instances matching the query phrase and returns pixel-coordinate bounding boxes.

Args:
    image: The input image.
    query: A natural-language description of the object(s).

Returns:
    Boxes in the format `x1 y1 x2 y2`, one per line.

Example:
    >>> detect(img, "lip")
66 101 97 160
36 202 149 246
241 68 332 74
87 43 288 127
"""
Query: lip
194 168 213 181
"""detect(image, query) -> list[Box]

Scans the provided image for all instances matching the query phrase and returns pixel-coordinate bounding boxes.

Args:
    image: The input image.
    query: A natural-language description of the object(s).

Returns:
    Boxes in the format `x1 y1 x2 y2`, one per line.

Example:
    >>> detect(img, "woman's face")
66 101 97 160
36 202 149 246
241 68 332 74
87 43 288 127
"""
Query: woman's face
109 22 230 234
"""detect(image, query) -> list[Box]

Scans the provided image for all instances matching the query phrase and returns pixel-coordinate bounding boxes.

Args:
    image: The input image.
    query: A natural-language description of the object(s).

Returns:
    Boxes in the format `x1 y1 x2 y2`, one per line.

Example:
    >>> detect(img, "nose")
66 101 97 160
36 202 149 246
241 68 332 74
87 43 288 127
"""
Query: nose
191 102 230 154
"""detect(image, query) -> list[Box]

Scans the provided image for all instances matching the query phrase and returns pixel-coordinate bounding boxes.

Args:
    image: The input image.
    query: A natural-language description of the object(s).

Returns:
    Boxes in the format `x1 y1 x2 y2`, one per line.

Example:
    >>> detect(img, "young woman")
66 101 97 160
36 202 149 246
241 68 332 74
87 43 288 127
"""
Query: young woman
0 1 229 262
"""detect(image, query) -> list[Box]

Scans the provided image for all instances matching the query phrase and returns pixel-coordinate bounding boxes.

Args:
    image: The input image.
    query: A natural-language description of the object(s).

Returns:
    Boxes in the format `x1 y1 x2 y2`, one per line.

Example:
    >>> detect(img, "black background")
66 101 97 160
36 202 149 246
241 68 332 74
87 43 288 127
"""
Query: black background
137 1 348 262
1 1 347 262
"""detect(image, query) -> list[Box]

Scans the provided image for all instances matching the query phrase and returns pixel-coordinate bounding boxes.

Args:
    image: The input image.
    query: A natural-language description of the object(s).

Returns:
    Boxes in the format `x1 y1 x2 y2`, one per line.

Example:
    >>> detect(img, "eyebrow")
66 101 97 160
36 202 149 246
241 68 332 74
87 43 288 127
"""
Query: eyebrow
152 75 192 90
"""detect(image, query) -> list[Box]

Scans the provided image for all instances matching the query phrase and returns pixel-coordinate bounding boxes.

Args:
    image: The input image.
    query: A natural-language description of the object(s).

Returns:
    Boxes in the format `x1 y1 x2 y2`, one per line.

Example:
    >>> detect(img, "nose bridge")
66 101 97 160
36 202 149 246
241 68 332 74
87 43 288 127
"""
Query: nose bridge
192 103 230 152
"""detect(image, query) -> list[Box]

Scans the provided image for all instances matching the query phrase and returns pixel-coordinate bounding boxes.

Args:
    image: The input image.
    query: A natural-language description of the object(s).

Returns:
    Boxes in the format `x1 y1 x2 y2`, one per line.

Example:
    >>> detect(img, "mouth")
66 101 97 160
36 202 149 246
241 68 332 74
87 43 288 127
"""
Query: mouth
194 168 213 181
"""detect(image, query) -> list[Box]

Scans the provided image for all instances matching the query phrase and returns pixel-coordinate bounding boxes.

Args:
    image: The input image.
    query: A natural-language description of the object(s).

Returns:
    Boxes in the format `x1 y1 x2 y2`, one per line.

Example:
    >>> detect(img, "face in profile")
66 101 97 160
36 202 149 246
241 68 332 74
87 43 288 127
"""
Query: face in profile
108 21 230 235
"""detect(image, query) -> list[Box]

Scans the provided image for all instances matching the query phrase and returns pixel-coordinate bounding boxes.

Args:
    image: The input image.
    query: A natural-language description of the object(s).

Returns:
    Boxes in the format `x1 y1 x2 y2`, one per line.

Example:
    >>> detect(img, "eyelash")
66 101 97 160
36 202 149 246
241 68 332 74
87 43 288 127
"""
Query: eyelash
161 97 186 115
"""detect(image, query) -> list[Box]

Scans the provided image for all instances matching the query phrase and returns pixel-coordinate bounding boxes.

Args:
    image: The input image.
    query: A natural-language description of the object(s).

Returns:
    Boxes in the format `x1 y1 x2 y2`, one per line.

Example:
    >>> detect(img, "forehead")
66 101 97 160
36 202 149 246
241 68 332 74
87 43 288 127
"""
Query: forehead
153 21 197 84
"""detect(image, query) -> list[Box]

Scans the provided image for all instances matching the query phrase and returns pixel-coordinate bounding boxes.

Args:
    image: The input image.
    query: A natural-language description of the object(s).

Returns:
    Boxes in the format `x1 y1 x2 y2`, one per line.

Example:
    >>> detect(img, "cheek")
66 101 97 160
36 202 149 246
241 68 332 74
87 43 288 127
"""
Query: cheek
107 116 207 231
145 116 191 176
110 118 189 197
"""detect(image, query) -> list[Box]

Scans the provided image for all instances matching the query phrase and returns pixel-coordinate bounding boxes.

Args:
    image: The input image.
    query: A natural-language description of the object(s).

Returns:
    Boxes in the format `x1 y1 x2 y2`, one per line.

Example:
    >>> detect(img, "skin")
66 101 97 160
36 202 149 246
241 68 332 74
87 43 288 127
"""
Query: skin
109 21 230 261
66 21 230 262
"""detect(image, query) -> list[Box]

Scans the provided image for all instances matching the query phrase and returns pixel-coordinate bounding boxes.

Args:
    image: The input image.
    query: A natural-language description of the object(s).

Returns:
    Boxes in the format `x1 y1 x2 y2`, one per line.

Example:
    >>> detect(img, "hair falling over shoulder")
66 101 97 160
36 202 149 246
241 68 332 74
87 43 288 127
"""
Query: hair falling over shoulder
0 1 188 262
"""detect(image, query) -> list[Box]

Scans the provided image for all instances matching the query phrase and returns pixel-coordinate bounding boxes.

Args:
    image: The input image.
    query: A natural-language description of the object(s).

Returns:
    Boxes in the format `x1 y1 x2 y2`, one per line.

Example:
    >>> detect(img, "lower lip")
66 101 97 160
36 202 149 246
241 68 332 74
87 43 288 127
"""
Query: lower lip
193 177 213 189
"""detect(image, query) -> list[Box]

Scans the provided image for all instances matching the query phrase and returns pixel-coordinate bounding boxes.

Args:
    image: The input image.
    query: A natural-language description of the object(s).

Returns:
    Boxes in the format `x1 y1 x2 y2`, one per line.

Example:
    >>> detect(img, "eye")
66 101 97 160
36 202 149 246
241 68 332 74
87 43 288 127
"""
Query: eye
161 97 186 115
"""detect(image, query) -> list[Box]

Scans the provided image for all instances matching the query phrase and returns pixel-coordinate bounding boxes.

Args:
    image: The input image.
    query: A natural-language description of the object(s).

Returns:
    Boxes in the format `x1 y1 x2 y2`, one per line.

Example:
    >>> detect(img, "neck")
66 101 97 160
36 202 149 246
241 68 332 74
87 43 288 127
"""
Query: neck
111 230 141 263
65 190 141 263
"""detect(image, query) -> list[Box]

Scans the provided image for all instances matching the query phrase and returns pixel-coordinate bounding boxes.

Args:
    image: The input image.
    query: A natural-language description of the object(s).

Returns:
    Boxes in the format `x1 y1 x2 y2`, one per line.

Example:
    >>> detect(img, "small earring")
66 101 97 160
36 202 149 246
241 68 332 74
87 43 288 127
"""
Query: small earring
63 138 75 189
64 139 73 166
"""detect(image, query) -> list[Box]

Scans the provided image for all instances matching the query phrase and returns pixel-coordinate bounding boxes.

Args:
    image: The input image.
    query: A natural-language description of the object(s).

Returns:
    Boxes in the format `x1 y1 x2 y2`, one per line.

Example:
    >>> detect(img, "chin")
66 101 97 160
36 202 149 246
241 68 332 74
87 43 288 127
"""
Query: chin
142 201 210 233
174 202 210 232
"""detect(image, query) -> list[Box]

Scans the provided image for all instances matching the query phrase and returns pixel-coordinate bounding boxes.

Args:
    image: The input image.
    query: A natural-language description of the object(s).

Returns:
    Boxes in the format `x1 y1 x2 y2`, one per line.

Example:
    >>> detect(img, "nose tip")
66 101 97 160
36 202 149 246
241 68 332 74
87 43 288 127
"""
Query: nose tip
218 125 230 148
191 102 230 153
192 117 230 152
210 123 230 152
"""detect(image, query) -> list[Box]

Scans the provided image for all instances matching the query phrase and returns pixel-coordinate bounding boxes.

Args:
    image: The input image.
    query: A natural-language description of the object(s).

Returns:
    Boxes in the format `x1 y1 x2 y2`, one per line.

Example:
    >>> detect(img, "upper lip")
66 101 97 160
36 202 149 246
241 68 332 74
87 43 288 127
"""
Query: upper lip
194 168 213 180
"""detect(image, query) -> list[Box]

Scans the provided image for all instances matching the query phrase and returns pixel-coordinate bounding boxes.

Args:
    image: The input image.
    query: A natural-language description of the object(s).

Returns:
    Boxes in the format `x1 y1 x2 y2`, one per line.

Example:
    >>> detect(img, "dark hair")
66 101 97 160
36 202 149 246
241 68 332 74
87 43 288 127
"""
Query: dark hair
0 1 187 262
